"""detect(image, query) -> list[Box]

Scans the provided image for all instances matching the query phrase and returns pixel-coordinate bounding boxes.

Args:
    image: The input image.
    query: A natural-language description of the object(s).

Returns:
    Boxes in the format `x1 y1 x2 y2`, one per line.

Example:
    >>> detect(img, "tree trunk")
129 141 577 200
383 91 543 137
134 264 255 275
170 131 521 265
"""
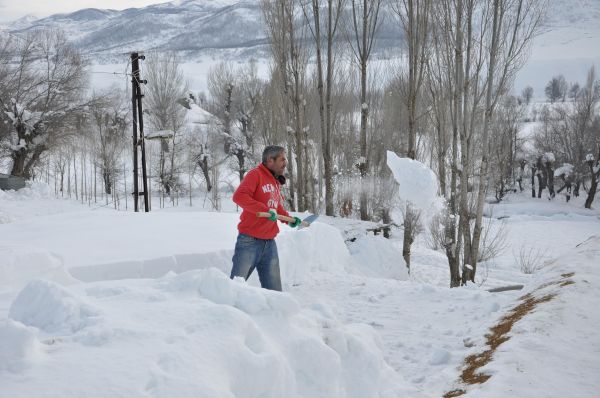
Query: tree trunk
585 157 599 208
546 161 555 198
10 149 28 178
469 0 501 282
358 0 370 221
531 165 536 197
324 0 336 217
103 169 112 195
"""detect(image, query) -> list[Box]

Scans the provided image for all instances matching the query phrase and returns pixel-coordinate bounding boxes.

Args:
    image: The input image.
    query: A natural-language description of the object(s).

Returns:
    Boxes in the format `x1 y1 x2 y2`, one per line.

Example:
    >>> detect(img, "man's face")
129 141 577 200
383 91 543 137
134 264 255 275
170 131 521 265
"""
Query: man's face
267 152 287 176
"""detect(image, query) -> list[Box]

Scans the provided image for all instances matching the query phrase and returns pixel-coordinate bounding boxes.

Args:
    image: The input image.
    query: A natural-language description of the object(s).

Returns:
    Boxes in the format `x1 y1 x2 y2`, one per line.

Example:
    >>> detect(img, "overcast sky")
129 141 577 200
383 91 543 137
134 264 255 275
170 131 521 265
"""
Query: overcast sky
0 0 169 23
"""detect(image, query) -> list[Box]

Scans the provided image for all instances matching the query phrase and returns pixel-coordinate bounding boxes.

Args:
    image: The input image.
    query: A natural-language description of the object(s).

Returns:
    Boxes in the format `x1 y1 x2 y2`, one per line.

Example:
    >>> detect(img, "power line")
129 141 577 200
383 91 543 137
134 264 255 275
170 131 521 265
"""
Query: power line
89 71 131 76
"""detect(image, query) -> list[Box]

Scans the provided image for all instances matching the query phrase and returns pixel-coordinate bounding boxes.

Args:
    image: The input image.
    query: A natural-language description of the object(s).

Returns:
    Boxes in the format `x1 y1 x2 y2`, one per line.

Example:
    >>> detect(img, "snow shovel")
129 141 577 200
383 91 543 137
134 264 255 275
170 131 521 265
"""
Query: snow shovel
256 212 319 229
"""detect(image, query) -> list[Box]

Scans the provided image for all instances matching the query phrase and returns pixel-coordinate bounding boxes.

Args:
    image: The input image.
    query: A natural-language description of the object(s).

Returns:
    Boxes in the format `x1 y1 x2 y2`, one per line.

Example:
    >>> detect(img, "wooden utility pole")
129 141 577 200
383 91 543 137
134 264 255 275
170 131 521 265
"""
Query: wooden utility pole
131 52 150 212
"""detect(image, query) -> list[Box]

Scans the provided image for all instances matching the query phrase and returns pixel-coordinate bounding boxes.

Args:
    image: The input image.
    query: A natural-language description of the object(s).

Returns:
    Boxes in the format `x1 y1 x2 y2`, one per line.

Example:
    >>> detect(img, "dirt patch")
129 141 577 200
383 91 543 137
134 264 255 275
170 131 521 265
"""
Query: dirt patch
443 273 574 397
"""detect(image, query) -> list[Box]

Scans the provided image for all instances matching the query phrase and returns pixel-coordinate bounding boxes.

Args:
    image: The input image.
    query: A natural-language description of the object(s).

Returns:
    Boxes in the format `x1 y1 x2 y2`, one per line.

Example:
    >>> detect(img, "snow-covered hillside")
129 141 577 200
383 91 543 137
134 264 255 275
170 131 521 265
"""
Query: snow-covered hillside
3 1 270 61
3 0 599 95
514 0 600 97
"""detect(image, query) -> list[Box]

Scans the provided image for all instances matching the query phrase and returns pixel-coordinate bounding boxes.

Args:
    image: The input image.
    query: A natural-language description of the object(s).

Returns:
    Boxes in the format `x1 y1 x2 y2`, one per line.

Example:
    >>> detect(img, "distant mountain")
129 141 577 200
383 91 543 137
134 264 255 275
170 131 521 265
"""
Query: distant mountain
3 0 599 94
2 0 403 63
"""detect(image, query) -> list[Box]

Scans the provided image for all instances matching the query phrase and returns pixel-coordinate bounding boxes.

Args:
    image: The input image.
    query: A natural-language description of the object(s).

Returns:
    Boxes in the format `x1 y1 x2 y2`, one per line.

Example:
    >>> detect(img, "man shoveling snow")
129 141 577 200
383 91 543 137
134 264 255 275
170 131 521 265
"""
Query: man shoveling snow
230 145 304 291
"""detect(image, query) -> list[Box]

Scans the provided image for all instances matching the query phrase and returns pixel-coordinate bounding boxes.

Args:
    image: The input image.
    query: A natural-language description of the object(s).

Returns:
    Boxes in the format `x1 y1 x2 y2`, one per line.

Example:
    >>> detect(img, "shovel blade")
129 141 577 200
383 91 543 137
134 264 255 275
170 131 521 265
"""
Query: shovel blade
299 214 319 229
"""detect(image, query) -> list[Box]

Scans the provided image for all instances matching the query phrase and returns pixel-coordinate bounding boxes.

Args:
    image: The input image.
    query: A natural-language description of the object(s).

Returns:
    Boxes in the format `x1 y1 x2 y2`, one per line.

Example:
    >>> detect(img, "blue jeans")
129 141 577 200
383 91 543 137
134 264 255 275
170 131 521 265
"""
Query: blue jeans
230 233 282 291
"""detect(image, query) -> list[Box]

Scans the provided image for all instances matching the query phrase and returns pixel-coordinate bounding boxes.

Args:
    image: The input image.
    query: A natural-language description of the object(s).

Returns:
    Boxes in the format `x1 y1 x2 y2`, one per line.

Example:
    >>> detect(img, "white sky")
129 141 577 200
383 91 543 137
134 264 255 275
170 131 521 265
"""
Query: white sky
0 0 169 23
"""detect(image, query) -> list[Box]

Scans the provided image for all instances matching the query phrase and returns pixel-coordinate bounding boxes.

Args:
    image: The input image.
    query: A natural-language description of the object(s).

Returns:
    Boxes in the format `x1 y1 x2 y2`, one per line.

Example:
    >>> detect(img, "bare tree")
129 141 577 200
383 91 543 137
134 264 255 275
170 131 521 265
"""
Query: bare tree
0 29 88 179
89 88 128 195
393 0 432 271
347 0 384 220
522 85 533 105
545 74 567 103
534 66 600 208
489 95 525 201
302 0 347 216
262 0 312 211
145 52 188 197
423 0 544 286
207 62 236 153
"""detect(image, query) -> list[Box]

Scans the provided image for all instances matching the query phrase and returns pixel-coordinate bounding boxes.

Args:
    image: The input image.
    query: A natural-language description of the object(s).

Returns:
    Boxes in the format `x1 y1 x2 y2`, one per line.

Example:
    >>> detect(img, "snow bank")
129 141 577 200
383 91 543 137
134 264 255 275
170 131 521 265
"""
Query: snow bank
348 235 409 280
0 269 408 397
1 209 362 288
278 222 351 284
0 181 53 200
9 279 102 334
0 181 88 224
0 319 42 372
0 244 77 292
386 150 440 210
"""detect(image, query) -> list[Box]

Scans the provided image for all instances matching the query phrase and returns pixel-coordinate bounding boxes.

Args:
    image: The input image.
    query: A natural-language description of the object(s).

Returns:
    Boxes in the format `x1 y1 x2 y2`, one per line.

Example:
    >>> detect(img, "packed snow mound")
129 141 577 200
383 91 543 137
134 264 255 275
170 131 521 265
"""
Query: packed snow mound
278 221 351 284
386 150 440 210
348 235 409 280
9 279 102 334
0 319 42 372
162 267 301 316
1 209 361 286
1 269 412 397
0 181 89 224
0 180 52 199
0 244 78 292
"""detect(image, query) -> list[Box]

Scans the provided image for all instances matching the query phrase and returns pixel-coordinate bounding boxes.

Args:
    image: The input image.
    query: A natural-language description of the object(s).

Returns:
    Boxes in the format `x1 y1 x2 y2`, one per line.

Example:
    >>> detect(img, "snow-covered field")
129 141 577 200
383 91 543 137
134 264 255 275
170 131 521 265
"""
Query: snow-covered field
1 182 599 397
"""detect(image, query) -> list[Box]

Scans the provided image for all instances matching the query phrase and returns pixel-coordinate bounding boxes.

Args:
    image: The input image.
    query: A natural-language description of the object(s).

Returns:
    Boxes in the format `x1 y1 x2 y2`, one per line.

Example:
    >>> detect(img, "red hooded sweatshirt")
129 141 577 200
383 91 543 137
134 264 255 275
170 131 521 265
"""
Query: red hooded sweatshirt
232 163 291 239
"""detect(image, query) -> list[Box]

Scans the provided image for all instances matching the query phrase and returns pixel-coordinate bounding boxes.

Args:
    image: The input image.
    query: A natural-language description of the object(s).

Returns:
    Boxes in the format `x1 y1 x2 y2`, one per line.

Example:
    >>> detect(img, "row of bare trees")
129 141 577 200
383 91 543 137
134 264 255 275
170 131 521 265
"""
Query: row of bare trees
255 0 545 286
533 66 600 208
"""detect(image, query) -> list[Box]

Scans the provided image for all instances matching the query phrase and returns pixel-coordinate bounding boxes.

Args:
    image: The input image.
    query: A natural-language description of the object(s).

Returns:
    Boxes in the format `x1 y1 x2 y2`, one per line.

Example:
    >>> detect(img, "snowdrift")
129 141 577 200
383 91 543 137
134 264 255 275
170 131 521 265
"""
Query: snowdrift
1 269 413 397
1 202 408 290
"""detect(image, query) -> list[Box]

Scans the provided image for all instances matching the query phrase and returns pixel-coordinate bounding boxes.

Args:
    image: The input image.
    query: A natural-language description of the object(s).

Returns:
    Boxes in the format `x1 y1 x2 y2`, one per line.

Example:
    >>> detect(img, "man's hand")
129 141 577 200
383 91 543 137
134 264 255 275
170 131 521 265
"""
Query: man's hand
268 209 278 221
289 216 302 228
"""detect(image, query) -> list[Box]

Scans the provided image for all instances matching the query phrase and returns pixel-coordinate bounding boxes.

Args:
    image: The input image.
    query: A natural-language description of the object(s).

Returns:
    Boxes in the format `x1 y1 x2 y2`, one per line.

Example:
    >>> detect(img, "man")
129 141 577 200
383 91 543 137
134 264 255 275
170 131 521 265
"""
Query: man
230 145 302 291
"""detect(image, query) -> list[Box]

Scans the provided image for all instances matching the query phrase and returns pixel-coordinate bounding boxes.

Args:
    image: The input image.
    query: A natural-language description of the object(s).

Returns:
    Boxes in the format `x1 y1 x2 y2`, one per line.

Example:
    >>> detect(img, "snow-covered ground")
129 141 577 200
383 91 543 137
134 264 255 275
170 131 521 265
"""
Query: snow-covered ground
1 182 599 397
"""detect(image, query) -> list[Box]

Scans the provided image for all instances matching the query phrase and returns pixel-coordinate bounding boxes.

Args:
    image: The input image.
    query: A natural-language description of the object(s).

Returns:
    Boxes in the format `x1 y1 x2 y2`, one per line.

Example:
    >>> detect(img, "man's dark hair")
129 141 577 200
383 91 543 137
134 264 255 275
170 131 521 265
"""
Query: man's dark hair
262 145 285 164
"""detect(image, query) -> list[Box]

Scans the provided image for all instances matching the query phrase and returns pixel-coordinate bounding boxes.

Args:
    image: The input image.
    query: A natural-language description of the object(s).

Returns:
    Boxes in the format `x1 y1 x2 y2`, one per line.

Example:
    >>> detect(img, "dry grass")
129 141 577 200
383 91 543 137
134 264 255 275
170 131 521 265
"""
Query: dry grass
443 273 575 397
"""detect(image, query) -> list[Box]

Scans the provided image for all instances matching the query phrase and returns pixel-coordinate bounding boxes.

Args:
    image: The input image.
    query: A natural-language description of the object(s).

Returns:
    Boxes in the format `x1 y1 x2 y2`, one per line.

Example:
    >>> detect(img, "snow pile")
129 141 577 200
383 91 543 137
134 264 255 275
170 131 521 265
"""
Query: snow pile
348 235 409 280
386 150 440 210
0 269 411 397
0 244 77 292
0 319 42 372
0 210 359 288
9 279 102 334
278 222 351 284
0 180 53 200
0 181 87 224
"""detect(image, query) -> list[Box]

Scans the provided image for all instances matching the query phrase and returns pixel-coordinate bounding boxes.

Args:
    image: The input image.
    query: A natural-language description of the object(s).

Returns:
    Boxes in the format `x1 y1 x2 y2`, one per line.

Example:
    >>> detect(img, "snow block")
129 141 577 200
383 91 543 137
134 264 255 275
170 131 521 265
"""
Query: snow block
9 279 102 334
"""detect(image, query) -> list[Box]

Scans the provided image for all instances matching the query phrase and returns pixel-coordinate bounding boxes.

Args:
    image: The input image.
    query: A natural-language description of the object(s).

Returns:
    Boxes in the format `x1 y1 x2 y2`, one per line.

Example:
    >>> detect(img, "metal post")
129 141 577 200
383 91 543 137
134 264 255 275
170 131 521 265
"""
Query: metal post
131 52 140 212
131 52 150 212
